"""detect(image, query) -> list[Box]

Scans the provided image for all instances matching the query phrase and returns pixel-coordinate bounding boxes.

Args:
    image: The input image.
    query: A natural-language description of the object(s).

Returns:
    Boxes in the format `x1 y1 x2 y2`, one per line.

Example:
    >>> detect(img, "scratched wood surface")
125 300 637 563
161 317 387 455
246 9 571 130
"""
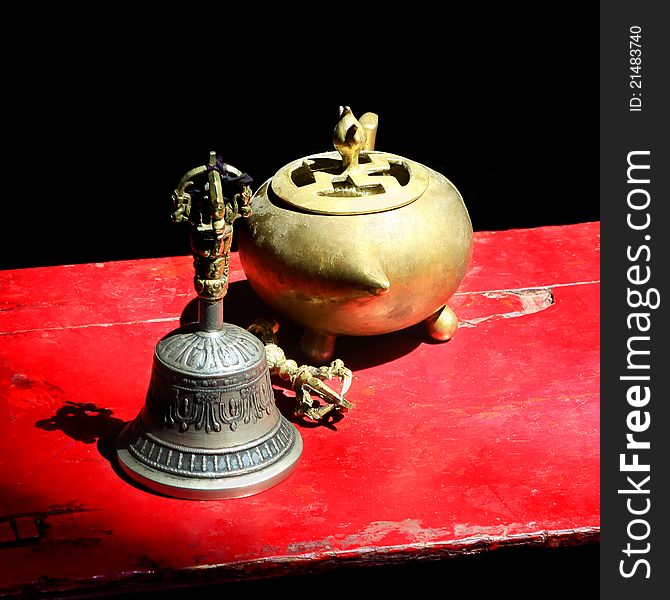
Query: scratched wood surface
0 223 600 597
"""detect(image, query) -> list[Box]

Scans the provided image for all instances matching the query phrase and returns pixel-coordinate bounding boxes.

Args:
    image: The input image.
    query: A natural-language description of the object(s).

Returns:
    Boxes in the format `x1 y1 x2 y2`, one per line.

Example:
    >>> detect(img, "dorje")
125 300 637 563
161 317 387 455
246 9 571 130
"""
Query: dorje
238 107 473 363
116 153 302 499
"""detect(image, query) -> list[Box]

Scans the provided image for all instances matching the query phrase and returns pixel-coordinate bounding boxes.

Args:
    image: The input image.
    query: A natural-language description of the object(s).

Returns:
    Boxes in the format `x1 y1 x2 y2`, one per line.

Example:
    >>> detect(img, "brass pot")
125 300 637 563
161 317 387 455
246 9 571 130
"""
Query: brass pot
238 108 472 362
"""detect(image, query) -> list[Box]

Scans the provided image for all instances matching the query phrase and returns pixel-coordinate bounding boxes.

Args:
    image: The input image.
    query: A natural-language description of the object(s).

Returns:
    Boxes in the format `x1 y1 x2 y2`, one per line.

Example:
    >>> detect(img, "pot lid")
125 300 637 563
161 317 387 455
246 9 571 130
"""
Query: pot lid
270 108 429 215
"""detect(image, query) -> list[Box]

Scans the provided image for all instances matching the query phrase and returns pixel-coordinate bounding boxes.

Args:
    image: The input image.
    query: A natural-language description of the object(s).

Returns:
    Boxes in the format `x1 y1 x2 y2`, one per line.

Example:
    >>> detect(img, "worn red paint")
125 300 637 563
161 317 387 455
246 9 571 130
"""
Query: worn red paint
0 223 600 595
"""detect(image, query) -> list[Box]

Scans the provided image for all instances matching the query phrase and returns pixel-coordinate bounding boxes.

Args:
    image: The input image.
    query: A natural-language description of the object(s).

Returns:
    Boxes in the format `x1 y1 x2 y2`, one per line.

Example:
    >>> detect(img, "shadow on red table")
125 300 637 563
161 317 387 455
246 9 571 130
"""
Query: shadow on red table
34 401 163 497
35 401 124 448
185 279 425 371
32 391 343 502
177 279 429 429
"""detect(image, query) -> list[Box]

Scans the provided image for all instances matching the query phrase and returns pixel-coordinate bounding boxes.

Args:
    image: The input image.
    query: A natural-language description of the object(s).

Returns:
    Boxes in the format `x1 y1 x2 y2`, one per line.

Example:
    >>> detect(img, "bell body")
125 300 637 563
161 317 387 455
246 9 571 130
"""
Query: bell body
117 323 302 499
238 155 473 339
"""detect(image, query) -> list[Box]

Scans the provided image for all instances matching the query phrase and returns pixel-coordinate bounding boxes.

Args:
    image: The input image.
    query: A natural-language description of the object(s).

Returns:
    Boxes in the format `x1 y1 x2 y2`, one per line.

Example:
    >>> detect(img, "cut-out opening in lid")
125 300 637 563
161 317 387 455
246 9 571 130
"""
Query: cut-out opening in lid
272 151 429 215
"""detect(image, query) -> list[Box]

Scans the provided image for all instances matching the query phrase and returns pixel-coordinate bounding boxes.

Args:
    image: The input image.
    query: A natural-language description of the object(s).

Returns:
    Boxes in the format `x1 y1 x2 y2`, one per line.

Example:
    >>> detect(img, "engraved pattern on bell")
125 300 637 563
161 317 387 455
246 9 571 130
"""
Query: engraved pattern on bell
125 418 296 479
146 369 275 433
156 325 266 376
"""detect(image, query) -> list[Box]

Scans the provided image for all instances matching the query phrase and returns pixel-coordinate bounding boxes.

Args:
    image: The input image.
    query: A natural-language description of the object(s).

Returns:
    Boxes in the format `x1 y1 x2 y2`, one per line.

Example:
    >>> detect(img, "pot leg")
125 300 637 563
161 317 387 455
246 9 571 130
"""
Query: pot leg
300 329 337 364
425 304 459 341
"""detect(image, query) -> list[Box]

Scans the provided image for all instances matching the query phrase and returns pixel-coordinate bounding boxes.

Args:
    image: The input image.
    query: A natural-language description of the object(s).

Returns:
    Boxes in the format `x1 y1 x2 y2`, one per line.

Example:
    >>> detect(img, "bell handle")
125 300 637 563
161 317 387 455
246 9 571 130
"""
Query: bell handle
171 151 252 331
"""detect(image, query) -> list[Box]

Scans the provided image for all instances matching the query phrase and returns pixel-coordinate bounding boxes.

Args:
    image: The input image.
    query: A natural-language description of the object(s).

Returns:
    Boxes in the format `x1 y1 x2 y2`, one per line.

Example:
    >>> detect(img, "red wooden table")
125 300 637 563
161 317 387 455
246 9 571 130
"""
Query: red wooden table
0 222 600 597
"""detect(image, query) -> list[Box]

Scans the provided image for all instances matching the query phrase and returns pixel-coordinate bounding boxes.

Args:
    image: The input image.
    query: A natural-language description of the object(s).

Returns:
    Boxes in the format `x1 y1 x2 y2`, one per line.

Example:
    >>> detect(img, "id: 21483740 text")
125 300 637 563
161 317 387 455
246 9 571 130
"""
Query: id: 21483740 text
629 26 643 112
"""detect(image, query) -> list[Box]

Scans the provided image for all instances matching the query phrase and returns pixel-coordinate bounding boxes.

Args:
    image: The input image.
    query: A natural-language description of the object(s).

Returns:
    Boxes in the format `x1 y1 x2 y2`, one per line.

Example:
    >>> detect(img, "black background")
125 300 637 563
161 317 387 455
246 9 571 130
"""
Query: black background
1 6 600 597
0 7 598 270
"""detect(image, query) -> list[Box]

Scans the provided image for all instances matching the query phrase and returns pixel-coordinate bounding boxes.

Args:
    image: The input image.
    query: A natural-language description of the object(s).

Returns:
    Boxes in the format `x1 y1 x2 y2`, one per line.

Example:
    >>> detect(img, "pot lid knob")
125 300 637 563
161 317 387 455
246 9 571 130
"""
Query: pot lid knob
270 107 429 215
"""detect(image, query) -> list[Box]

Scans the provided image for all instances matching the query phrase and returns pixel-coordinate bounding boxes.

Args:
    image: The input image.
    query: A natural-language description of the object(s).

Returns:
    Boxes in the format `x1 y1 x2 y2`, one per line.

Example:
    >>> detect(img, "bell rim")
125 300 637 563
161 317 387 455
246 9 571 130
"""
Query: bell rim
115 418 303 500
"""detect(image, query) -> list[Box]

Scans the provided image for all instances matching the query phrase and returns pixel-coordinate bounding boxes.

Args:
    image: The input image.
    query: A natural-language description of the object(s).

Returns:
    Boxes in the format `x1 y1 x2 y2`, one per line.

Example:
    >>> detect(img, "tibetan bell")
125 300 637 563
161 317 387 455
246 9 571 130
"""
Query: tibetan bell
116 153 302 499
238 107 473 363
